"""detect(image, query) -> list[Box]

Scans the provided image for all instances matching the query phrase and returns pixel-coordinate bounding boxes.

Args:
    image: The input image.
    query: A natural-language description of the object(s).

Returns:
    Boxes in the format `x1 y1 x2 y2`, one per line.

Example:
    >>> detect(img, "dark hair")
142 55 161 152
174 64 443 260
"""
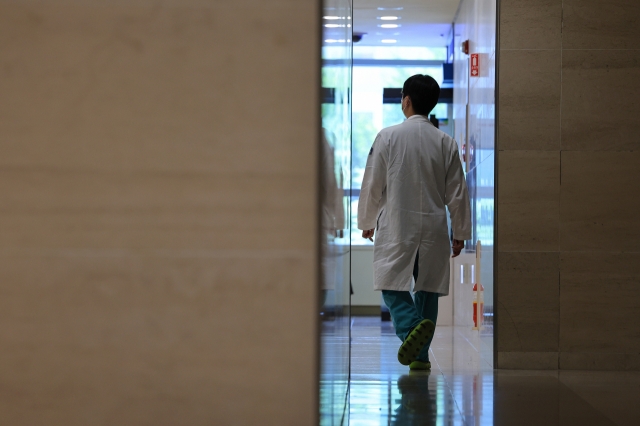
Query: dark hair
402 74 440 115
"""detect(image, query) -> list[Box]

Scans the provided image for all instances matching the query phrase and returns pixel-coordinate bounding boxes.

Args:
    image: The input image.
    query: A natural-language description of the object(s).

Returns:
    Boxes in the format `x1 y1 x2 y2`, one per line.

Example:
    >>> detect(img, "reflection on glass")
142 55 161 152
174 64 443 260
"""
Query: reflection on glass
453 0 496 365
319 0 352 424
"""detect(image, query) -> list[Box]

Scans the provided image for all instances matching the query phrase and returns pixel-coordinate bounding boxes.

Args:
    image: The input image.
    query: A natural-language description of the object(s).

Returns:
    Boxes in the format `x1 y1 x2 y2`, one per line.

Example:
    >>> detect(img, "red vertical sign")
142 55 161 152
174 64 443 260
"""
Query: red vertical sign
471 53 479 77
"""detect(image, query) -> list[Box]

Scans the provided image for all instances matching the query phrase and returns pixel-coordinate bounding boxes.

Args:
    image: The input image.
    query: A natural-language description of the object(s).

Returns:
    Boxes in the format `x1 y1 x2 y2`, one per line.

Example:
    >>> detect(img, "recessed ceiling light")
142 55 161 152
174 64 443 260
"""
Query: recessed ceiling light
379 16 399 21
323 16 340 20
379 24 400 28
377 7 403 10
381 39 397 43
324 24 344 28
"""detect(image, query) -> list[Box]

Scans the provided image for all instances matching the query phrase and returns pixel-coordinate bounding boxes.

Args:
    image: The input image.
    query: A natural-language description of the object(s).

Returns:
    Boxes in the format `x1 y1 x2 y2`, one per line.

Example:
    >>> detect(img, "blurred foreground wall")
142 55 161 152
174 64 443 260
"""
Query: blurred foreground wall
0 1 319 424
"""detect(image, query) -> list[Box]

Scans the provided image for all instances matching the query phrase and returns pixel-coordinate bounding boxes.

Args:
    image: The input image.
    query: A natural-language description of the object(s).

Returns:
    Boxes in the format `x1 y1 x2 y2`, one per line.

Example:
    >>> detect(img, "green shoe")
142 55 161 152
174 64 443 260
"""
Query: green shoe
397 319 435 366
409 360 431 370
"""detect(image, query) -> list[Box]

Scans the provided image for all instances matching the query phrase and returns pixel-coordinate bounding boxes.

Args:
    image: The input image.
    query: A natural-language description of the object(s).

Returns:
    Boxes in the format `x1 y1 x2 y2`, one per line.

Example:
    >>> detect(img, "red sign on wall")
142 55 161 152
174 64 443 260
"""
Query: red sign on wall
471 53 479 77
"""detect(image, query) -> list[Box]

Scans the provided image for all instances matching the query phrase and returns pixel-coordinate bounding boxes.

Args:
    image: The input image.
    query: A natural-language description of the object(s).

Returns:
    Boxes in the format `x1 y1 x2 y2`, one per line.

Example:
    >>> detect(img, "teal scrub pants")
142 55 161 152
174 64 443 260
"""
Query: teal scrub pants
382 251 439 363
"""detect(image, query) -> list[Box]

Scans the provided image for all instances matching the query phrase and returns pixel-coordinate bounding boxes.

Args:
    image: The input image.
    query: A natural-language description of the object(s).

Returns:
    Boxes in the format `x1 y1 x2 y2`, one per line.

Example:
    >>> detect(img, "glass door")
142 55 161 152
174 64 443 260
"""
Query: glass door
319 1 352 424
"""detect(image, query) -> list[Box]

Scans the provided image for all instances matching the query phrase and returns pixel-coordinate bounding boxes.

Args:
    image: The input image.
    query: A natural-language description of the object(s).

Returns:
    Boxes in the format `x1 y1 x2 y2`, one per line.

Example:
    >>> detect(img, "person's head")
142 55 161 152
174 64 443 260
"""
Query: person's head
401 74 440 117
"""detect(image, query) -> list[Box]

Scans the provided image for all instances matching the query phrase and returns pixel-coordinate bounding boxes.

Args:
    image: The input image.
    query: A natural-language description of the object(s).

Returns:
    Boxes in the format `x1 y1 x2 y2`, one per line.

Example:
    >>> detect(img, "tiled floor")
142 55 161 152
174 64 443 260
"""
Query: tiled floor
348 317 640 425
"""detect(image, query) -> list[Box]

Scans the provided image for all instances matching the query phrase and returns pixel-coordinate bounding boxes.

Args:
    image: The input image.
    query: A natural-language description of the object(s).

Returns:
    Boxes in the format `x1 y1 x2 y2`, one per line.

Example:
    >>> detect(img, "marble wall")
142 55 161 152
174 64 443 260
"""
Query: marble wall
0 0 320 424
497 0 640 370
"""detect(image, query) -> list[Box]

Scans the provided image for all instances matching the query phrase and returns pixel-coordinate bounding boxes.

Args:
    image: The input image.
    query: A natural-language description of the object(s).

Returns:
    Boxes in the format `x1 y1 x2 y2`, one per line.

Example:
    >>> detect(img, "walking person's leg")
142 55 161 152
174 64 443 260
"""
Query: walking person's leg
411 249 438 368
382 250 423 342
382 290 434 365
413 291 439 363
381 251 435 366
381 290 423 342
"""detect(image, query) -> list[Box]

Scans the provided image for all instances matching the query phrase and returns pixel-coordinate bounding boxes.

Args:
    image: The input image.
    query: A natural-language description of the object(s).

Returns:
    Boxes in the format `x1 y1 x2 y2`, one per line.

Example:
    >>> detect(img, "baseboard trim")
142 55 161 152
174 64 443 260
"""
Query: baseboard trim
559 352 640 371
351 306 381 316
498 352 558 370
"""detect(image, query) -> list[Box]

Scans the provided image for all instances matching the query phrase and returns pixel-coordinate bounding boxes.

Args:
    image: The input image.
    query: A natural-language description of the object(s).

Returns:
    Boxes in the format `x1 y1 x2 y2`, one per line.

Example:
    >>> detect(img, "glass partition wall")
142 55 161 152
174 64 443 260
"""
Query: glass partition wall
453 0 496 368
319 0 352 424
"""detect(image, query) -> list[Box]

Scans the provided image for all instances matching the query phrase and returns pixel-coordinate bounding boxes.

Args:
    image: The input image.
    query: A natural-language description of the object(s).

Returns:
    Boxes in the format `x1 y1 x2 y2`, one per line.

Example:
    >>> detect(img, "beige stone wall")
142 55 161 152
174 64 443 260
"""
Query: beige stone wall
0 1 319 424
497 0 640 370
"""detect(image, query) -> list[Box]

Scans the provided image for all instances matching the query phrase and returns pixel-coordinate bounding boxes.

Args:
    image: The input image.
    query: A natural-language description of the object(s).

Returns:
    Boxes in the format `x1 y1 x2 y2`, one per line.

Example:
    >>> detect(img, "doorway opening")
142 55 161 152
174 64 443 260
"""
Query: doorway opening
348 0 496 423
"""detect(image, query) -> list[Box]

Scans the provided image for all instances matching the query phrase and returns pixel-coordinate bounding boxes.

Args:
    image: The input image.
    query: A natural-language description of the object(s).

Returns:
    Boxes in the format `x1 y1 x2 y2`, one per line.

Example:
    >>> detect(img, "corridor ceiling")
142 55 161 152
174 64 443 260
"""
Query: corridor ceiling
352 0 460 47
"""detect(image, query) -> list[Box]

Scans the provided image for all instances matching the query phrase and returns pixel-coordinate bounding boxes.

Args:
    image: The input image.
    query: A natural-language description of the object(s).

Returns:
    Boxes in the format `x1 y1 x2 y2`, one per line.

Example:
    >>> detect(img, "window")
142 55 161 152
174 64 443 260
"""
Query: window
350 51 448 244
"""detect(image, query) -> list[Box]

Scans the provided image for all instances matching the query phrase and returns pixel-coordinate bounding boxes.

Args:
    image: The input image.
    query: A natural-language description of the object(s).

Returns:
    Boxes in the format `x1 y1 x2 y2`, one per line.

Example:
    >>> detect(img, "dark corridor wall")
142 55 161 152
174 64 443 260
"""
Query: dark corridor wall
497 0 640 370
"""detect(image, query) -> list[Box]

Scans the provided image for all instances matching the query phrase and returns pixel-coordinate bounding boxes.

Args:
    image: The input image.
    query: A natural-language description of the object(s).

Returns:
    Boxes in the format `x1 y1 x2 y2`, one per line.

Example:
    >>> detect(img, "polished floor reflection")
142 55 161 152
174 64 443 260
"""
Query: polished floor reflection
349 317 640 425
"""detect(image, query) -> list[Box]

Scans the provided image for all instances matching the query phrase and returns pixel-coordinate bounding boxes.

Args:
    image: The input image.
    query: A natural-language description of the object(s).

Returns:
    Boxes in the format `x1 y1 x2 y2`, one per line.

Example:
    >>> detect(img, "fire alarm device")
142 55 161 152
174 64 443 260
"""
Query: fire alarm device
461 40 469 55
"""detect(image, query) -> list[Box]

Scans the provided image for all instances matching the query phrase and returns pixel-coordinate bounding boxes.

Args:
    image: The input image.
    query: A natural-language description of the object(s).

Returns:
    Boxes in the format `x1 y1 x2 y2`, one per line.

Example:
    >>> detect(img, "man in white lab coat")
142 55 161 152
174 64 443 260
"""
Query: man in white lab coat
358 74 471 370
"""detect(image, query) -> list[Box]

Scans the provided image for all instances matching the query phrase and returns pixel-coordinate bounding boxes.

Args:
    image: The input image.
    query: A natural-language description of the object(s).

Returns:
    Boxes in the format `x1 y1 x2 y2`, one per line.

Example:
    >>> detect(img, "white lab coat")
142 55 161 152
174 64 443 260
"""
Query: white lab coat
358 115 471 295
